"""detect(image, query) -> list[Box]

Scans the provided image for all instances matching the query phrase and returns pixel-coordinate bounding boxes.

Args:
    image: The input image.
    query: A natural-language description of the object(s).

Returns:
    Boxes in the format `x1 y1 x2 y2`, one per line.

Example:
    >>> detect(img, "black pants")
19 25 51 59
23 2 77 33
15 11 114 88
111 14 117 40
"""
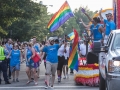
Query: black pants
7 58 11 77
57 56 65 72
0 60 8 82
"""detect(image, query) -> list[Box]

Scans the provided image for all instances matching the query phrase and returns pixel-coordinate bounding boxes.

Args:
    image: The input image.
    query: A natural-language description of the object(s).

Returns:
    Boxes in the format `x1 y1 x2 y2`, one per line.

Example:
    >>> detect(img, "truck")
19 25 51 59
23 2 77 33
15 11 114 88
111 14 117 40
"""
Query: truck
93 30 120 90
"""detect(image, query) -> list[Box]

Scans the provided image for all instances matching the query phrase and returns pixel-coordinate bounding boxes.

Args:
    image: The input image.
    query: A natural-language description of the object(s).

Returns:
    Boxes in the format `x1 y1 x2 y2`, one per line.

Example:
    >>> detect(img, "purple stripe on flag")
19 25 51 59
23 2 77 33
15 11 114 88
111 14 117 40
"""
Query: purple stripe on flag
50 12 74 32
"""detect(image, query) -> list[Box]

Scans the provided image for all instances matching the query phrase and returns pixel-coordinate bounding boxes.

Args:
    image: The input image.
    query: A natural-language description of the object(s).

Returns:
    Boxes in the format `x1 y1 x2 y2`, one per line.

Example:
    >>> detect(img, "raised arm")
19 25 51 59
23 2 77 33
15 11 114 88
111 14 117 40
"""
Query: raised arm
79 18 90 28
99 9 104 21
84 13 93 22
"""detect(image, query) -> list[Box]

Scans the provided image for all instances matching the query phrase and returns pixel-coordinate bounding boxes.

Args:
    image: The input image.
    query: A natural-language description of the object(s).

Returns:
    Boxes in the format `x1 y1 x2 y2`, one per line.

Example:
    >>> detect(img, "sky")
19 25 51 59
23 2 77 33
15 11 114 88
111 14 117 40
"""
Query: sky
33 0 113 13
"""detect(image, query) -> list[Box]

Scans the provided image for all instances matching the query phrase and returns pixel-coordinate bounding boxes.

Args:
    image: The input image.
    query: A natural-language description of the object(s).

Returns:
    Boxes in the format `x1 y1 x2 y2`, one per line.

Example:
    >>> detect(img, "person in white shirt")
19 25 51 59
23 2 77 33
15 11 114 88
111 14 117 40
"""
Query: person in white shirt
57 40 66 82
79 40 91 57
63 42 69 79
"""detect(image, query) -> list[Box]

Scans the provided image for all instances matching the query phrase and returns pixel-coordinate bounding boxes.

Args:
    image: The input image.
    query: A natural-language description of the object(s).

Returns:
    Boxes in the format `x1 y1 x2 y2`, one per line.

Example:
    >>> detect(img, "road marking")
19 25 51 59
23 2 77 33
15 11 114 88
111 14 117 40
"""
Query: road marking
0 85 96 88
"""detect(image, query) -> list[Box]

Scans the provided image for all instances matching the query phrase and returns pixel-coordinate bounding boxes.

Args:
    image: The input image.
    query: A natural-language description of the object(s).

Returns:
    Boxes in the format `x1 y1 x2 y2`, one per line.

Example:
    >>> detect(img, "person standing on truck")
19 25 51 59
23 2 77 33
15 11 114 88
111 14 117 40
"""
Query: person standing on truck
80 8 104 42
99 9 116 44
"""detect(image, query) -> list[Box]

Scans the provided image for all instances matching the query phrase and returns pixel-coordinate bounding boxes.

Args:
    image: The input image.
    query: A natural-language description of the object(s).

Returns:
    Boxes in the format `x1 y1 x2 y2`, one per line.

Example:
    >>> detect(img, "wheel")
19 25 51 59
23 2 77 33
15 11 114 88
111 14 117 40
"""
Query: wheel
99 72 106 90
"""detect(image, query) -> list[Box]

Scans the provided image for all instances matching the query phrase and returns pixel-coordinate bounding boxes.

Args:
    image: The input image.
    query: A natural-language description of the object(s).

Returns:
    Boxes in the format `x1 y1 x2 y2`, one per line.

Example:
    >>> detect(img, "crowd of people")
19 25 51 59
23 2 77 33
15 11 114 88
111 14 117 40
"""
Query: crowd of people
0 8 117 89
0 36 81 89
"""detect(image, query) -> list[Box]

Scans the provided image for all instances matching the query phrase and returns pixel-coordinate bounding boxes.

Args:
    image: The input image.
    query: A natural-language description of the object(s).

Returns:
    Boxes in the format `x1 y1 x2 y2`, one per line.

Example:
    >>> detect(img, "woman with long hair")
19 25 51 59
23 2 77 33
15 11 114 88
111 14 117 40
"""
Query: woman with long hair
25 42 38 85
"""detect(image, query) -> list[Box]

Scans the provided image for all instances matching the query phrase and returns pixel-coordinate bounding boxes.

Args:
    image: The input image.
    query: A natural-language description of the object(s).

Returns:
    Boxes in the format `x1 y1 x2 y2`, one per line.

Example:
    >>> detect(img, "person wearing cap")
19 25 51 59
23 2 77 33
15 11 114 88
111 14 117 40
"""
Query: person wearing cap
99 9 116 44
41 37 59 89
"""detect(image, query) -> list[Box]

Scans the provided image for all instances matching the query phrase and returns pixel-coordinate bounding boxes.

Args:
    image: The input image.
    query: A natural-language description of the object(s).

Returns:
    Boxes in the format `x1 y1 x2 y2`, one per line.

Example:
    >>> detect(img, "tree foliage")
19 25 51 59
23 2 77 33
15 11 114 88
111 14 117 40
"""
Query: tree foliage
0 0 95 41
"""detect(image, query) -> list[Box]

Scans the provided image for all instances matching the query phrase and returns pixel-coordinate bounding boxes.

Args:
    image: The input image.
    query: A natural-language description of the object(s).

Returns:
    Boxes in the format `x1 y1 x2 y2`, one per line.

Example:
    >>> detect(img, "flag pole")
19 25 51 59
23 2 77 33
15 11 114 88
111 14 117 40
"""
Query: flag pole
73 15 89 65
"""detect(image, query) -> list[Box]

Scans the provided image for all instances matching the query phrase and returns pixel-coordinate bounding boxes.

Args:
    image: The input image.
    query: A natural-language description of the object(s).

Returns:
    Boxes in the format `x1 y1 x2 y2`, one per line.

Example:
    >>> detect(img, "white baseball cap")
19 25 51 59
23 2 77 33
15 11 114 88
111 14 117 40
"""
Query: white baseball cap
48 37 54 42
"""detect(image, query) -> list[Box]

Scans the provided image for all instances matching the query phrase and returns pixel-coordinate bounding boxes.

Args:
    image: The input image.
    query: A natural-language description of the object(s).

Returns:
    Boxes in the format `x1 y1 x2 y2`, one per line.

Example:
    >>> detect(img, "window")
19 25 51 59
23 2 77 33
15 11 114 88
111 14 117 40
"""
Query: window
112 33 120 50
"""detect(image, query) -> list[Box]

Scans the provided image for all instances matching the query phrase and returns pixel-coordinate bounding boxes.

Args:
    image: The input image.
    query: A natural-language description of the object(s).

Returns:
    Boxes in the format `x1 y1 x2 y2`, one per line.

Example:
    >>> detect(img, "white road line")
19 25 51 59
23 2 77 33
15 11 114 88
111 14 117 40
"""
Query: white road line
0 86 91 88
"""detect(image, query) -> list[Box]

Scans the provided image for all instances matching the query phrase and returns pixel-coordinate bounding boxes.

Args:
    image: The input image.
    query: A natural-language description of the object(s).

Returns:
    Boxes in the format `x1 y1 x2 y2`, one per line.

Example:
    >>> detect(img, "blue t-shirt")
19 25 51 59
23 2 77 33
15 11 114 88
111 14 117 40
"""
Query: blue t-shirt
26 48 34 65
90 24 102 41
34 43 40 53
104 19 116 35
42 44 59 63
10 49 20 66
5 43 13 53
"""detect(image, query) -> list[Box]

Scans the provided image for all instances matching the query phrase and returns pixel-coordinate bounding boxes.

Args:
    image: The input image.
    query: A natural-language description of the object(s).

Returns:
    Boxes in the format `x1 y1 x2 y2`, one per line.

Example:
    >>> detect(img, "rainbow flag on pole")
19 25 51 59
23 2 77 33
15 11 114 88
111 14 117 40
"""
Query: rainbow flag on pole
68 29 79 71
47 1 74 32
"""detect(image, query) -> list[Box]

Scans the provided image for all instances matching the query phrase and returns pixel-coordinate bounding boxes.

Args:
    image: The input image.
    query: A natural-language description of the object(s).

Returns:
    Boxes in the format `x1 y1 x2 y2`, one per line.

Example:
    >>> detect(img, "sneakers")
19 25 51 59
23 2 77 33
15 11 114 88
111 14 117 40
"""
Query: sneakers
45 85 54 89
13 79 15 82
13 78 19 82
51 85 54 89
63 76 66 79
5 81 11 84
66 74 69 79
58 77 61 82
44 85 50 89
16 78 19 82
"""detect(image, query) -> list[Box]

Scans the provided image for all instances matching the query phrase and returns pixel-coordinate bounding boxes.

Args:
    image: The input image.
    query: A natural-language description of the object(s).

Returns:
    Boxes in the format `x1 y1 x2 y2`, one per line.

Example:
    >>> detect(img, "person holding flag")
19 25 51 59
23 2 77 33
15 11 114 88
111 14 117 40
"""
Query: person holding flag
41 37 59 89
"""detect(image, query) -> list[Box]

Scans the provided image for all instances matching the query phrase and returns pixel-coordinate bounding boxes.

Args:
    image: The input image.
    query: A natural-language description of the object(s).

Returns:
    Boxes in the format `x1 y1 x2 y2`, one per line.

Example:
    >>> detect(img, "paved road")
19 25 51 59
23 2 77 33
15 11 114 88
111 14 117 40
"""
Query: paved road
0 62 99 90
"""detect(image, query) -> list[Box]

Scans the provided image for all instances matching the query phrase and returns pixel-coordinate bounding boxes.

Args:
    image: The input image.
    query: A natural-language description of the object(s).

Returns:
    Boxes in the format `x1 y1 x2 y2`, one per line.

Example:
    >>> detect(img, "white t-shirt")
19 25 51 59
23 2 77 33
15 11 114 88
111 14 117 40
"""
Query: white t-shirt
58 44 65 56
80 44 86 56
80 44 91 56
64 46 70 60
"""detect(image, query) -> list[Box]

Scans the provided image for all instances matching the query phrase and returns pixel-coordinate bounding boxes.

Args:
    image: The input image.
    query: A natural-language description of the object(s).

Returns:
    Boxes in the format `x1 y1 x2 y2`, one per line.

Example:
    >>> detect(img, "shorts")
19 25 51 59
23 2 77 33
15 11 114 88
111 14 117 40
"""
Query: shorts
10 64 20 72
46 61 58 75
57 56 65 71
26 60 35 68
34 62 39 69
64 57 68 65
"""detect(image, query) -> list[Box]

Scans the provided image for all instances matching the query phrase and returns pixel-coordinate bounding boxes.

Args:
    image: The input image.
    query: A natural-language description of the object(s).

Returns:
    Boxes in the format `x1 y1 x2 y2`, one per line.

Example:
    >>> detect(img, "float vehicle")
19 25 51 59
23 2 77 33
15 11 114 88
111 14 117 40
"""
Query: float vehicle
93 30 120 90
93 0 120 89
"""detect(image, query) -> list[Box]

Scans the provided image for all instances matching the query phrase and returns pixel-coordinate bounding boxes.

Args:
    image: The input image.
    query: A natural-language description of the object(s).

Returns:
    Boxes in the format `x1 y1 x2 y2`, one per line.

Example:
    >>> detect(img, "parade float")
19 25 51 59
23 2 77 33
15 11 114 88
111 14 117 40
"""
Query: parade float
74 8 113 86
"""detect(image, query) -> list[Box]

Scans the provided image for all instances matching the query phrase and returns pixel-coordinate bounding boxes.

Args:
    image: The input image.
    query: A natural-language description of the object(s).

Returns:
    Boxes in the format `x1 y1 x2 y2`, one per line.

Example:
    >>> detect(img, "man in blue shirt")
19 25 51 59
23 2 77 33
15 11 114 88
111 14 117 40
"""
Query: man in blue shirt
99 10 116 44
5 38 13 79
41 37 59 89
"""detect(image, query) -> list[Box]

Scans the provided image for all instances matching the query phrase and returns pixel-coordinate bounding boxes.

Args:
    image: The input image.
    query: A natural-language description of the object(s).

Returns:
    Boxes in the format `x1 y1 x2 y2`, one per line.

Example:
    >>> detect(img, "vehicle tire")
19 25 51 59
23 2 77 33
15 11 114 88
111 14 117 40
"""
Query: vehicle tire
99 72 106 90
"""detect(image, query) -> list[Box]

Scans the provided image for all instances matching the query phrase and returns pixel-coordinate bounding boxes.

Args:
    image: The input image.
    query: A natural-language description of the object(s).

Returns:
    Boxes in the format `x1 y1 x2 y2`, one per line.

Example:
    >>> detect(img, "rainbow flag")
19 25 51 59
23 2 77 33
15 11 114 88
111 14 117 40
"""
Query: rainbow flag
68 29 79 71
66 32 75 41
47 1 74 32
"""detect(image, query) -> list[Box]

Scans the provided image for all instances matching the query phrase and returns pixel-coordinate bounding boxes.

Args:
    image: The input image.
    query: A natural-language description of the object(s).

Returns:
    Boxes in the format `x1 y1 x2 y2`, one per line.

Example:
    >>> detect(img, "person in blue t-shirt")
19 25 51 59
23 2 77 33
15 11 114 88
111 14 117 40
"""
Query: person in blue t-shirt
41 37 59 89
80 8 104 42
90 17 104 41
5 38 13 79
7 44 21 82
99 10 116 44
32 36 40 78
